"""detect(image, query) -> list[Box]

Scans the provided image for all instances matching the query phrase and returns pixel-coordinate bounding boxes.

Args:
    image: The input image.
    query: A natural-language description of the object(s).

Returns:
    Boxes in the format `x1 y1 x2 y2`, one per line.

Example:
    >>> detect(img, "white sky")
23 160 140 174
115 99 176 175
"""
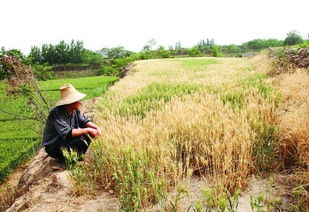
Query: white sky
1 0 308 54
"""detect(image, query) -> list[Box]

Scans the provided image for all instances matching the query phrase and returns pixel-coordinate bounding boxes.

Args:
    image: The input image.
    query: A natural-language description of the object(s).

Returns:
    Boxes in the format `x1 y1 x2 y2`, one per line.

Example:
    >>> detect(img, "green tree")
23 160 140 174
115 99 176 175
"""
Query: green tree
142 39 157 51
197 38 215 48
212 45 222 57
5 49 25 59
98 46 131 59
188 47 202 57
156 46 170 58
242 39 283 51
28 40 85 65
32 63 53 81
55 41 70 64
28 46 42 63
265 39 284 47
196 38 215 54
284 30 303 46
0 47 5 79
244 39 266 50
69 40 84 63
82 50 104 65
225 44 240 53
175 41 182 50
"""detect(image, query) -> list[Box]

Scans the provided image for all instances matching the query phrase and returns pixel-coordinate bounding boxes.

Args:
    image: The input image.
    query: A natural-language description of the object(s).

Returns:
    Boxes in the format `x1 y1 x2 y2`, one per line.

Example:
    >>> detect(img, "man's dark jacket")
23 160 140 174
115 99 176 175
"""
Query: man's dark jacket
43 106 90 148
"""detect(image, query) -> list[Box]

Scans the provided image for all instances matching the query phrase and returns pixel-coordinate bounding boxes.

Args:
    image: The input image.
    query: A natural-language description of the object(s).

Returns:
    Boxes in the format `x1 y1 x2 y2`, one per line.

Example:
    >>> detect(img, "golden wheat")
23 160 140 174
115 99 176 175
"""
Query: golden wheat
71 57 280 208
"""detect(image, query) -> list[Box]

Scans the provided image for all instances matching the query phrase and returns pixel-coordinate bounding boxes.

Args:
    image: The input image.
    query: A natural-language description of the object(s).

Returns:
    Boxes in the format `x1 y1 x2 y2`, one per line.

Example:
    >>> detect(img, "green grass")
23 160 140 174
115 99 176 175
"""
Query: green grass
173 58 220 69
40 75 118 91
0 120 40 140
0 96 30 121
119 83 201 117
39 76 118 106
0 75 118 182
53 69 101 79
0 138 39 181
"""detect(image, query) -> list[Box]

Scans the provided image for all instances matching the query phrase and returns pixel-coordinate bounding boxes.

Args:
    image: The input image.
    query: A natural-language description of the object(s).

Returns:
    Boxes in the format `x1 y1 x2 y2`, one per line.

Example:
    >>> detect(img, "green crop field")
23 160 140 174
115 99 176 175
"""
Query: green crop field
40 75 119 105
0 75 118 182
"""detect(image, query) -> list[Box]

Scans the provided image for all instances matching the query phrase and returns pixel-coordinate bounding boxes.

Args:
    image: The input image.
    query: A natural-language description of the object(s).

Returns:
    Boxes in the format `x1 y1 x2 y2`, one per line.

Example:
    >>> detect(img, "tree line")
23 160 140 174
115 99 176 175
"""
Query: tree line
0 30 307 80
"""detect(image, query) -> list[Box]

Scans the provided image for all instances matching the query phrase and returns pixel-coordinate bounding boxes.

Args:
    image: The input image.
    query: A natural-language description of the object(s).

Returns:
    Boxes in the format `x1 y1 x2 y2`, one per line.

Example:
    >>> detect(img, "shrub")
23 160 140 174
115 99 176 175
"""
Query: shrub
136 51 155 60
188 47 202 57
101 65 119 77
156 46 170 58
297 40 309 48
114 57 133 67
100 56 135 77
32 63 54 81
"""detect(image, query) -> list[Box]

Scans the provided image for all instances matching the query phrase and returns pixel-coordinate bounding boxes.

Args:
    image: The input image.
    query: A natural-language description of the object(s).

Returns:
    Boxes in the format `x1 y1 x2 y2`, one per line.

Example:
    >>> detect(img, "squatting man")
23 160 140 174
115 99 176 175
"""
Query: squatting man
42 84 102 162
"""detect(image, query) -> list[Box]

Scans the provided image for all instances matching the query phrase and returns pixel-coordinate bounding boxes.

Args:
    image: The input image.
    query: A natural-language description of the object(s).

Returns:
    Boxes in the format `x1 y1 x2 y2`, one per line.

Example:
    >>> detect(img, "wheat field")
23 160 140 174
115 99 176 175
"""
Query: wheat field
70 57 283 210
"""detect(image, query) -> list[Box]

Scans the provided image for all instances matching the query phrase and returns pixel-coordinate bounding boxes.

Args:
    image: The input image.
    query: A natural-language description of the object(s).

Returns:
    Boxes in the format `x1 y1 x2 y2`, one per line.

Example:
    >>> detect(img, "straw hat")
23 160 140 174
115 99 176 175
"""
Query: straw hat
56 84 86 106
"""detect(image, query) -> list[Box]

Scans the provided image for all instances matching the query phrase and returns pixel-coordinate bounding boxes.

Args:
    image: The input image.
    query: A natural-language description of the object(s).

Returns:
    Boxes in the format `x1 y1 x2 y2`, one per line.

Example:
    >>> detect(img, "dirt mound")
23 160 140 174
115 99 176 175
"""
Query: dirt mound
289 48 309 68
268 47 309 76
5 149 119 212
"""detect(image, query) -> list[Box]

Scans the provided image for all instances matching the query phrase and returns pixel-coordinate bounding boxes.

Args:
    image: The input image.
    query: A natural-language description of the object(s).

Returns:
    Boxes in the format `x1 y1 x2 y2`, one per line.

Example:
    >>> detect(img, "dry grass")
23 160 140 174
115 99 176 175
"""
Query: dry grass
251 53 309 211
0 183 16 212
69 57 281 210
274 69 309 169
274 69 309 212
250 53 273 75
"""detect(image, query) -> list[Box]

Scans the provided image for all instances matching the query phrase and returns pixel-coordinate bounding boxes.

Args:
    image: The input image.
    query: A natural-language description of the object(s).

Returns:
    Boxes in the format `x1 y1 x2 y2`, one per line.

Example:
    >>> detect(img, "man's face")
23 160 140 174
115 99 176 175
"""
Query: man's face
71 101 81 110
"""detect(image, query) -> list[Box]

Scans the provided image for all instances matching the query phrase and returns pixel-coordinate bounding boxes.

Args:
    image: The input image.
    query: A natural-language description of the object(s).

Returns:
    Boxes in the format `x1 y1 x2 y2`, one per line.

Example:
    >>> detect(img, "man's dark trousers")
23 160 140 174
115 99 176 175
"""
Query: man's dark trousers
45 135 91 161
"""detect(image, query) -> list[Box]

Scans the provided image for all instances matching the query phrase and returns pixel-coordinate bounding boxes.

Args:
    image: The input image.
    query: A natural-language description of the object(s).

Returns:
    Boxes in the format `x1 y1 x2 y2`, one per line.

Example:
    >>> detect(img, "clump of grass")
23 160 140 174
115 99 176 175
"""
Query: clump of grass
114 149 170 210
163 186 189 212
68 164 97 195
63 149 97 195
288 184 309 212
250 192 283 212
201 186 240 211
251 123 279 171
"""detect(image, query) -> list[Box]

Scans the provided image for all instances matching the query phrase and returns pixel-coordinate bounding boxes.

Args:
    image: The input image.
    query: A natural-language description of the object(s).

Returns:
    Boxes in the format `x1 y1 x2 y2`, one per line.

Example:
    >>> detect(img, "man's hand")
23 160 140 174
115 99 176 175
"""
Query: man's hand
72 122 102 139
87 128 99 139
86 122 102 137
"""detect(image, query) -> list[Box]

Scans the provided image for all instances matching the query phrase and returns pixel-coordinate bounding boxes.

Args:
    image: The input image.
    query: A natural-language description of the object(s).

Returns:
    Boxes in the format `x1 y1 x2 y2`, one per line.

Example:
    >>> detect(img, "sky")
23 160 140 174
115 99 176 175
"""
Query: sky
1 0 308 54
